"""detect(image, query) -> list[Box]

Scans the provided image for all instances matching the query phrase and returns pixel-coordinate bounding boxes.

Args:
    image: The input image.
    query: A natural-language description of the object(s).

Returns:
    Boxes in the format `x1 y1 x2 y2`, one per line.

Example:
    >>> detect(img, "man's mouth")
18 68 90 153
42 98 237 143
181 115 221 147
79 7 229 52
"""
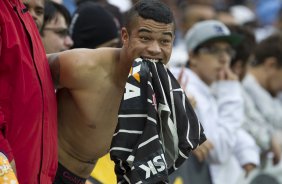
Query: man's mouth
141 57 161 63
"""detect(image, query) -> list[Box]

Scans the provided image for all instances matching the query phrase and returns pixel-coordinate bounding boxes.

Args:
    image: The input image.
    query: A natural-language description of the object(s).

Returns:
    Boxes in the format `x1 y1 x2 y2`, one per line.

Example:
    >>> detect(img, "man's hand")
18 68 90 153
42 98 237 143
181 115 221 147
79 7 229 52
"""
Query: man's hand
187 94 197 108
192 140 214 162
218 66 238 81
242 163 256 177
270 135 282 165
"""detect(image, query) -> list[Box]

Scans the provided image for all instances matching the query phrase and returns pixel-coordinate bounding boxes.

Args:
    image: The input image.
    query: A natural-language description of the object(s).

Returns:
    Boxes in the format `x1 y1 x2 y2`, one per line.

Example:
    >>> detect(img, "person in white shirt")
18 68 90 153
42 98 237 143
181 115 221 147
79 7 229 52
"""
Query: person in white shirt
171 20 260 184
242 33 282 183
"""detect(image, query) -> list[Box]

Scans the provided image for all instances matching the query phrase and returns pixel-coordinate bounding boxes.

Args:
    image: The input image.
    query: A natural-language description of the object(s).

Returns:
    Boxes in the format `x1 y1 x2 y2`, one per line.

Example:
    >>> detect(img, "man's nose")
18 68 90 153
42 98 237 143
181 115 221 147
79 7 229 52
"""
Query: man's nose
218 52 231 66
64 35 74 49
147 40 161 55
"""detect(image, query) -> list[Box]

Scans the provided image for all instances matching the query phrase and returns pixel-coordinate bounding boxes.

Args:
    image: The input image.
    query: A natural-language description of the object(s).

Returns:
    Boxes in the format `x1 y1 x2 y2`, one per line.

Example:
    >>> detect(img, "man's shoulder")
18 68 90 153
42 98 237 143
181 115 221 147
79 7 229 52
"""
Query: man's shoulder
69 47 120 64
61 48 121 79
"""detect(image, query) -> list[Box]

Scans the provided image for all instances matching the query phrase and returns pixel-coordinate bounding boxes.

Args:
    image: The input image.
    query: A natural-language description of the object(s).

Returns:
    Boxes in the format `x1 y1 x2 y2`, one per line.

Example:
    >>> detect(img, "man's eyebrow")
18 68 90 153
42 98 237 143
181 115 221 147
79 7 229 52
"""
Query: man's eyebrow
138 28 152 34
35 5 44 10
138 28 173 38
163 31 173 38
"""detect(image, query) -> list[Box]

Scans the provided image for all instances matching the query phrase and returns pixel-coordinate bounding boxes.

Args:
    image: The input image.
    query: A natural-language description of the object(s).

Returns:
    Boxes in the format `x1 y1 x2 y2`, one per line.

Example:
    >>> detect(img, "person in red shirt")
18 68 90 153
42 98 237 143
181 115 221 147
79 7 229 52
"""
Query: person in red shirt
0 0 58 183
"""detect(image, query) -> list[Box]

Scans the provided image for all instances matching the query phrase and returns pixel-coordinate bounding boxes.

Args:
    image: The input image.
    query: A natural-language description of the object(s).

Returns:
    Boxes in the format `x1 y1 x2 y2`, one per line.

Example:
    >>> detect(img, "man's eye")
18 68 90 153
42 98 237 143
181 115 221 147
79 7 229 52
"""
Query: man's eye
140 36 150 41
56 30 69 37
36 9 44 15
161 39 171 44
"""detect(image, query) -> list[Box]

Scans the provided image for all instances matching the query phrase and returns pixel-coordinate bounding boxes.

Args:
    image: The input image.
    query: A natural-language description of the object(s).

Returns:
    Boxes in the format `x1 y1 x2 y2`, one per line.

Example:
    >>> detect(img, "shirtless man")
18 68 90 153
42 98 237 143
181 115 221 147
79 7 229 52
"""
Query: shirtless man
49 0 176 183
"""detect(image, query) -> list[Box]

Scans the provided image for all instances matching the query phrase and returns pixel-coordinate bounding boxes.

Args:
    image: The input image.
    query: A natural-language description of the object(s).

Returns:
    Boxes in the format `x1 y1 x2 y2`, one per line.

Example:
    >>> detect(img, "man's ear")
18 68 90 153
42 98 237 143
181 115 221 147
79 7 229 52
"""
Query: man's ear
231 60 243 75
120 27 129 45
263 57 279 71
188 51 197 67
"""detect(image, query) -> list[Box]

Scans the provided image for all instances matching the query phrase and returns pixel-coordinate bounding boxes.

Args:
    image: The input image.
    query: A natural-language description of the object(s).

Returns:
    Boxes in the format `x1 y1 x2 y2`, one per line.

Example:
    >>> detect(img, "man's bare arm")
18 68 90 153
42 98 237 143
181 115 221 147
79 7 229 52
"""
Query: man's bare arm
47 53 61 89
47 49 97 90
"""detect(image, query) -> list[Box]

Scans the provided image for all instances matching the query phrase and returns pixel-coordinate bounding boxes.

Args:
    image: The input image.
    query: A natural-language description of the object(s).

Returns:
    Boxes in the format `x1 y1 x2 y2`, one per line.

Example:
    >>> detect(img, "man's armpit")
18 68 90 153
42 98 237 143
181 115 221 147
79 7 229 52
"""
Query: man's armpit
47 53 61 89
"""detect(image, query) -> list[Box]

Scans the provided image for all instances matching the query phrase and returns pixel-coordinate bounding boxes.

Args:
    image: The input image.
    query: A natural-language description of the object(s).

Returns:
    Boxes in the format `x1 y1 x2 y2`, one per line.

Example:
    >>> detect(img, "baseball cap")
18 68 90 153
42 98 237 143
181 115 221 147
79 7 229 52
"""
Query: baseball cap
185 20 242 52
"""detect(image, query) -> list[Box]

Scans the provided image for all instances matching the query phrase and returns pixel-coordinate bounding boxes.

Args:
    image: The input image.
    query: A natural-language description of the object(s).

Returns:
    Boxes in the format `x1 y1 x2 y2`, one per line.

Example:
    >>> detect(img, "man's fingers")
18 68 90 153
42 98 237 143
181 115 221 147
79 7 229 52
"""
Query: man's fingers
193 149 205 162
202 140 214 150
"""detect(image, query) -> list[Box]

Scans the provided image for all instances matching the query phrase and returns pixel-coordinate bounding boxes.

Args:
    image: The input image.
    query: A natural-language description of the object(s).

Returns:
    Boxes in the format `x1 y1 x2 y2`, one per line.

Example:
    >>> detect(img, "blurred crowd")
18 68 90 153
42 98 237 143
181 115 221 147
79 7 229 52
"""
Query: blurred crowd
22 0 282 183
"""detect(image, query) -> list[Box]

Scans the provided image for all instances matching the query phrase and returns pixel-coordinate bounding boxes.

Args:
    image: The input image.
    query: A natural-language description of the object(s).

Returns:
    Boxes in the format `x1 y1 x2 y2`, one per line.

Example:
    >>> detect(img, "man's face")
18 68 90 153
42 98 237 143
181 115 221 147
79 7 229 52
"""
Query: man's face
121 17 175 65
190 41 234 85
22 0 44 30
182 5 215 33
267 64 282 96
41 13 73 54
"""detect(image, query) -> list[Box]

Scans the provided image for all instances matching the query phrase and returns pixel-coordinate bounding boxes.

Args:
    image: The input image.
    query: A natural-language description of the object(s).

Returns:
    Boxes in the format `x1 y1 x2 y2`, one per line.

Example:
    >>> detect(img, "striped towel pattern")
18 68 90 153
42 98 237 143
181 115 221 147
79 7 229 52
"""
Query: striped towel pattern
110 58 206 184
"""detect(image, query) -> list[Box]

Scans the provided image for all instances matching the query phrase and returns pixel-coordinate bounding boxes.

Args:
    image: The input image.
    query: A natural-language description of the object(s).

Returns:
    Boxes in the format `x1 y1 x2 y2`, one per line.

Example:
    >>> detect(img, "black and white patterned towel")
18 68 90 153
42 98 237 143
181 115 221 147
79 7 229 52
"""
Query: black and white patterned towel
110 58 206 184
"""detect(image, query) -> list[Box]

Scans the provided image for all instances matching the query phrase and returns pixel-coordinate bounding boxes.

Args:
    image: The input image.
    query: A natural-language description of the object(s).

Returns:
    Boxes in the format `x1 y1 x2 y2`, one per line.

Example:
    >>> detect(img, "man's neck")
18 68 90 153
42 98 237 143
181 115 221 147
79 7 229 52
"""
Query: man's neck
115 48 133 88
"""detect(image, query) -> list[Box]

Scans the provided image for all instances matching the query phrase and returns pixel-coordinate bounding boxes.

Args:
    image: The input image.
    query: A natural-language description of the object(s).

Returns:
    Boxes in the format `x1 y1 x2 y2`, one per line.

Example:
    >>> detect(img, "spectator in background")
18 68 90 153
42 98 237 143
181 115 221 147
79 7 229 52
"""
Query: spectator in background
215 8 238 26
226 26 261 181
41 0 73 53
70 2 119 49
75 0 123 28
229 25 256 81
180 3 216 37
168 3 216 67
0 0 58 183
230 5 257 31
22 0 45 31
229 24 282 184
171 20 260 184
242 33 282 183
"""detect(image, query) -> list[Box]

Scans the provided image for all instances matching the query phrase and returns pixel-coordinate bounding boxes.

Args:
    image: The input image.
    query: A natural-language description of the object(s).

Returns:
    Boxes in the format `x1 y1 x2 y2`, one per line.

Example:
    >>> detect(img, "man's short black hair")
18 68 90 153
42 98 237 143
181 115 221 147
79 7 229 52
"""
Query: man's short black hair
124 0 174 32
253 33 282 67
229 25 256 67
41 1 71 34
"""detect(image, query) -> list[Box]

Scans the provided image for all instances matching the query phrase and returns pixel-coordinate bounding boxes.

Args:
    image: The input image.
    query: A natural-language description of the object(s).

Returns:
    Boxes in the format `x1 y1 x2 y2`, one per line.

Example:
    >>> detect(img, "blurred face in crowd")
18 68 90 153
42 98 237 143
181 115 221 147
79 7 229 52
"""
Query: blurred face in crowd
189 41 234 85
216 12 237 26
41 13 73 53
263 58 282 96
121 16 175 65
182 5 215 33
22 0 44 30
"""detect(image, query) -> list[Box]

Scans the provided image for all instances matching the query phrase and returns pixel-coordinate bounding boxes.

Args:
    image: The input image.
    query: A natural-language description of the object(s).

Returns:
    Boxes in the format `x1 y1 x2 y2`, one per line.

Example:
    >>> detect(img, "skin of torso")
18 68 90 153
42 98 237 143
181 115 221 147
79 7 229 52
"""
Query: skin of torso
56 48 130 178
